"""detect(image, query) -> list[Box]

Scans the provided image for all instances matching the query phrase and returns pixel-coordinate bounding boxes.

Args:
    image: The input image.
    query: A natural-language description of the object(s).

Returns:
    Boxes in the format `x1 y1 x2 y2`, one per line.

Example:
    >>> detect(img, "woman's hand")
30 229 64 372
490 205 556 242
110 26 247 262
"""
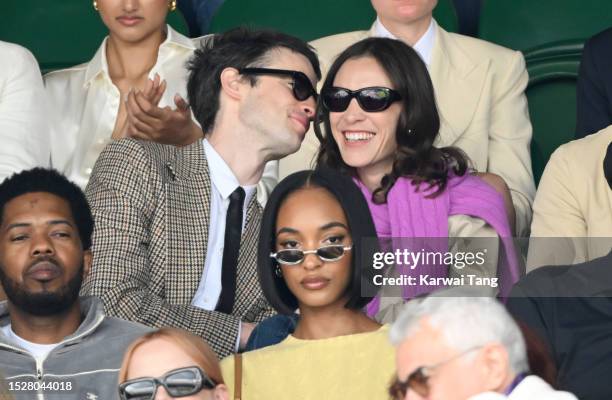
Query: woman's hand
476 172 517 234
143 73 166 105
240 322 256 350
124 75 203 146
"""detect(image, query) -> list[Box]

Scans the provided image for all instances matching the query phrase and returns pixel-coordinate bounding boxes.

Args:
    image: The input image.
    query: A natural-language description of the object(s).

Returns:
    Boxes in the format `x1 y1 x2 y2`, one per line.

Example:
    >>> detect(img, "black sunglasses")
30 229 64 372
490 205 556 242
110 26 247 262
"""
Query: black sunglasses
322 86 402 112
389 347 482 399
270 244 353 265
118 366 216 400
239 67 318 101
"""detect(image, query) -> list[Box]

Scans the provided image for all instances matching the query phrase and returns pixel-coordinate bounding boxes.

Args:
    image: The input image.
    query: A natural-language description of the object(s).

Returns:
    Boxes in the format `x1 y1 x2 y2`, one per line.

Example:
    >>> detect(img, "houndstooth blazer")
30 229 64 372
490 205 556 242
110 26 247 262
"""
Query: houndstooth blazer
82 138 274 357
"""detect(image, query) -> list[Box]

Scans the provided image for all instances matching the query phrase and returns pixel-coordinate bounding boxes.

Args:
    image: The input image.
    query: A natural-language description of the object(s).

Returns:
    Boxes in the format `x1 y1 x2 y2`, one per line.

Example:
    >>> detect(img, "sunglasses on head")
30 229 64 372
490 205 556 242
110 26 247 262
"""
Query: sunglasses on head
389 347 482 399
118 366 216 400
322 86 402 112
270 244 353 265
239 67 318 101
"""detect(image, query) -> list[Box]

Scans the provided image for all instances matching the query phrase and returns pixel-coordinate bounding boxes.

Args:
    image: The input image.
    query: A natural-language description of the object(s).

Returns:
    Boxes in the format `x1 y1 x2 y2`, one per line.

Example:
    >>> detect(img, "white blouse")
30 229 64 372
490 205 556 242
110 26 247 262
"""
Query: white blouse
0 41 50 181
44 26 277 204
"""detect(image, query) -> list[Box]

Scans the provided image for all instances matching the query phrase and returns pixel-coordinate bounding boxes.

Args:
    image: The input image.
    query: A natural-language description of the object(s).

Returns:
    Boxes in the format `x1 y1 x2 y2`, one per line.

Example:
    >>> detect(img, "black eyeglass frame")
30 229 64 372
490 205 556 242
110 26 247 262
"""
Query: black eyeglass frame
118 366 216 400
239 67 318 101
270 244 353 266
322 86 402 112
389 346 483 399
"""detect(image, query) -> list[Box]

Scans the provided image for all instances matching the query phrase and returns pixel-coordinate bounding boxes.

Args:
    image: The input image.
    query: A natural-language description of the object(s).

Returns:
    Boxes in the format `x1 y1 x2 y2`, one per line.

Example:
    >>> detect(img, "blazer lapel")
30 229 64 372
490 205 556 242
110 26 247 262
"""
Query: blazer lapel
164 140 211 304
233 195 263 315
429 26 489 146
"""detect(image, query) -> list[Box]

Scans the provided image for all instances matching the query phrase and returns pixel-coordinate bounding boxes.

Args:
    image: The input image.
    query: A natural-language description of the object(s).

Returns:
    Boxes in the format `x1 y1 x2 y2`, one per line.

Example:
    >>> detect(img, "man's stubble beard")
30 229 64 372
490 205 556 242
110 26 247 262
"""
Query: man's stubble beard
0 263 83 317
239 97 300 160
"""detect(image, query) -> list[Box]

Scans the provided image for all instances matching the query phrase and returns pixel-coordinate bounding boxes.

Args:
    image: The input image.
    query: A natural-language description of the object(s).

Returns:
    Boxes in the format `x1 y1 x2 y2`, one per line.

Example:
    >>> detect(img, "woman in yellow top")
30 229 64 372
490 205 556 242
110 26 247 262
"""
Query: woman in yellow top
221 168 395 400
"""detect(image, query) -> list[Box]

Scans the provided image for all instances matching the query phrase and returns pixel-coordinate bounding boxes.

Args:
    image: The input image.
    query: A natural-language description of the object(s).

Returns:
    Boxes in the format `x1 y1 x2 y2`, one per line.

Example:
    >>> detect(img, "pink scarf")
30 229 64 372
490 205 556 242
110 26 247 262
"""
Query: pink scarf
356 174 522 316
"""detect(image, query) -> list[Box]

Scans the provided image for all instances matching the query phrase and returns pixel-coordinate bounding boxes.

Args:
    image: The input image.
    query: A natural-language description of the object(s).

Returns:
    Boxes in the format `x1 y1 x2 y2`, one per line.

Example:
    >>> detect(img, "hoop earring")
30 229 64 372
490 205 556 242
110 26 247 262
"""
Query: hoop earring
93 0 98 10
169 0 177 11
274 265 283 278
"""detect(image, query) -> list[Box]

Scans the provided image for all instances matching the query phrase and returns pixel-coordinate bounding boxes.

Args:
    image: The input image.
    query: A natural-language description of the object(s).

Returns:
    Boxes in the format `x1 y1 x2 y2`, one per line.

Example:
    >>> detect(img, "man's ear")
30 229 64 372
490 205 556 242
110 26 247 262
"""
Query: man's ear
219 67 244 101
480 342 513 392
82 249 92 281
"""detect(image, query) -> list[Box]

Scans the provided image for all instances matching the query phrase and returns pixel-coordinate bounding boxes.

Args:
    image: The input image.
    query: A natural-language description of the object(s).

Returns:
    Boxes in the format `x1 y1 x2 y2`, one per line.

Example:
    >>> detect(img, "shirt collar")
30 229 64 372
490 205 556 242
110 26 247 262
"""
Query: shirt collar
202 139 256 204
84 24 195 88
503 373 528 395
84 36 110 87
373 18 437 65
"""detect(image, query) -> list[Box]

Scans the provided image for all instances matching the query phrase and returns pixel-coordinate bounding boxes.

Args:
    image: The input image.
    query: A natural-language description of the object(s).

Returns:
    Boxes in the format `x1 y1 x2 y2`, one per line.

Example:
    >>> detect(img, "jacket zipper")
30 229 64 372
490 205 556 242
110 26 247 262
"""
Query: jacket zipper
36 357 44 400
0 310 105 398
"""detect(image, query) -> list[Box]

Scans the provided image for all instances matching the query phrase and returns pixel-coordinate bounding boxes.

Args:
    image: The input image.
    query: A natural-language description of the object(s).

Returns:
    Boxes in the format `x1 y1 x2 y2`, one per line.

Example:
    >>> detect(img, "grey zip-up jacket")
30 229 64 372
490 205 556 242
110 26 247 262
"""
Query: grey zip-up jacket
0 296 151 400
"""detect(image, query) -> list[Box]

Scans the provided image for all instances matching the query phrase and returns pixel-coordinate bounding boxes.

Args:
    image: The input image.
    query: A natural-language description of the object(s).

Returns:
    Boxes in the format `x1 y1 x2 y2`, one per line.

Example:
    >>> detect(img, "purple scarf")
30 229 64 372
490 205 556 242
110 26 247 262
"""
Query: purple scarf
356 174 521 316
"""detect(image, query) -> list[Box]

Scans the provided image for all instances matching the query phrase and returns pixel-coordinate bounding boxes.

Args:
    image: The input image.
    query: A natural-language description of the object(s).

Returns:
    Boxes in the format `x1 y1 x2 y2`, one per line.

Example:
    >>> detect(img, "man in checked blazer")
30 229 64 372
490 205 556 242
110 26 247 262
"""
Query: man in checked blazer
82 28 321 357
279 0 536 237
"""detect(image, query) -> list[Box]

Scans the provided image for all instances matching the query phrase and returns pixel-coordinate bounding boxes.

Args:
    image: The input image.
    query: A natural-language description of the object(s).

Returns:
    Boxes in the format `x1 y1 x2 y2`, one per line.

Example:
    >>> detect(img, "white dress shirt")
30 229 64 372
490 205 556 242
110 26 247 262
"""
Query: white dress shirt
44 26 277 204
373 17 437 65
0 41 50 181
191 139 256 310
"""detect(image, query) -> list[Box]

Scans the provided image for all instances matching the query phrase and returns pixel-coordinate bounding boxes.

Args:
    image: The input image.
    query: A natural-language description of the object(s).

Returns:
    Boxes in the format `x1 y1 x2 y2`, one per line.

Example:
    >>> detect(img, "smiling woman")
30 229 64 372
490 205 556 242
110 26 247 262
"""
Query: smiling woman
220 168 395 400
315 38 521 319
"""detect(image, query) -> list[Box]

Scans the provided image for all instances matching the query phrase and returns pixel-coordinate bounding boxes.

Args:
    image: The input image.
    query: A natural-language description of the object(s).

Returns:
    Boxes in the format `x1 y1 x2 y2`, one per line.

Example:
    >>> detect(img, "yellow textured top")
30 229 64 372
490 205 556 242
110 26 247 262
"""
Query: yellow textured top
221 325 395 400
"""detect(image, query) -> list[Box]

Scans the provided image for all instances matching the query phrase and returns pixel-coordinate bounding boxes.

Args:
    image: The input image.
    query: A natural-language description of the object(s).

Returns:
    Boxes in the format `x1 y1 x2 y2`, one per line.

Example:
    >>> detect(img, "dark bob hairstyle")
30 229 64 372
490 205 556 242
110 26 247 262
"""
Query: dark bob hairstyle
315 37 469 204
258 168 380 315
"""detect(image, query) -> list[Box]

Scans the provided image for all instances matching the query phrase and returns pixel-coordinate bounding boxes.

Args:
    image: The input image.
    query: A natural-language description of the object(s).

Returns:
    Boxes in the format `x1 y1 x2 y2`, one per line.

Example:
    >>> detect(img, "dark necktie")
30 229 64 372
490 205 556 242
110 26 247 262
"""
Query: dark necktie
216 187 245 314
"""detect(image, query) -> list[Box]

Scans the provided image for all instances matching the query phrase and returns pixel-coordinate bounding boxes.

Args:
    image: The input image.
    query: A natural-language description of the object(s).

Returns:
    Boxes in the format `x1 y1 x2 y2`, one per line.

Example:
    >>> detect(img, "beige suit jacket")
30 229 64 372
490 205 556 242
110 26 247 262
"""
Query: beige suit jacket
527 126 612 270
280 22 535 236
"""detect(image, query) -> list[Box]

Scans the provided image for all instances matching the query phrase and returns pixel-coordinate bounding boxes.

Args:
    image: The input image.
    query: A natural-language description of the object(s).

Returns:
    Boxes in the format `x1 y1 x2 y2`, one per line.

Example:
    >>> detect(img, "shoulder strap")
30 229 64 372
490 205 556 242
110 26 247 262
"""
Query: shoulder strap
234 353 242 400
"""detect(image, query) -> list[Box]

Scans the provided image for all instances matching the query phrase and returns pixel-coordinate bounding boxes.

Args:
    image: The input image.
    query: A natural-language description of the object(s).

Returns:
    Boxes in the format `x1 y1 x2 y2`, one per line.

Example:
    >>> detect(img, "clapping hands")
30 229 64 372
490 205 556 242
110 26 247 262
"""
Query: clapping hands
122 73 203 146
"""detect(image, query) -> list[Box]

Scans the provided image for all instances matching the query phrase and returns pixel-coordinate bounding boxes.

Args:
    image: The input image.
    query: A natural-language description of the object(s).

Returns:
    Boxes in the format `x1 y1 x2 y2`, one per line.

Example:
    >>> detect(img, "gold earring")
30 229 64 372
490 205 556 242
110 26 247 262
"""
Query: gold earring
93 0 98 10
169 0 177 11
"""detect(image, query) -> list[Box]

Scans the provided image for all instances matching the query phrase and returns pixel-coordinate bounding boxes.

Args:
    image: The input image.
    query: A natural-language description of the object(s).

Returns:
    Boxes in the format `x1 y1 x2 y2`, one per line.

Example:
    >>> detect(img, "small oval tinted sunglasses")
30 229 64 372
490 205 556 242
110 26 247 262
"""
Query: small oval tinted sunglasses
118 366 216 400
270 244 353 265
322 86 402 112
239 67 318 101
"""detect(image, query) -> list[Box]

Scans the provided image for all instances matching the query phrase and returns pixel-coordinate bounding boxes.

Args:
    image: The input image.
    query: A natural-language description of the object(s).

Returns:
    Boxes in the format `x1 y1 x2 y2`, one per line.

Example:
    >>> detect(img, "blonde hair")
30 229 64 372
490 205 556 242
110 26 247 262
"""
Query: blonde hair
118 327 224 385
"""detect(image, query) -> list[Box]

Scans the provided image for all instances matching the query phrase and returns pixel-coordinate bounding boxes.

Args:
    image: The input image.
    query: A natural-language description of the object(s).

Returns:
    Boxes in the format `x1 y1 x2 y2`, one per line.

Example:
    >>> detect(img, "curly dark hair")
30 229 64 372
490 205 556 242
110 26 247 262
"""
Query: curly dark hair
0 168 93 250
315 37 469 203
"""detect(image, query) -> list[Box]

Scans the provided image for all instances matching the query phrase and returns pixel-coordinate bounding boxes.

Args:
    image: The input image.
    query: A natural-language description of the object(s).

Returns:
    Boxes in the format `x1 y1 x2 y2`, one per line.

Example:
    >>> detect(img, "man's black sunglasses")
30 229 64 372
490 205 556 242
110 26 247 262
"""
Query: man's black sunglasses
239 67 318 101
118 366 216 400
322 86 402 112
